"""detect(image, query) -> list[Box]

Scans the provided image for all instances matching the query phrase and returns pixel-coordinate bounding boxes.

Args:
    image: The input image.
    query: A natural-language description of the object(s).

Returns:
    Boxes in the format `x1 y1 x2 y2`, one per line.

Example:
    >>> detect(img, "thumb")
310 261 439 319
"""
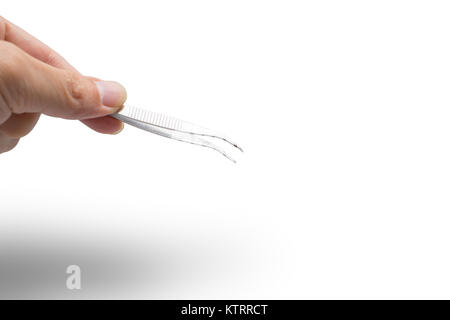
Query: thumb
0 41 126 120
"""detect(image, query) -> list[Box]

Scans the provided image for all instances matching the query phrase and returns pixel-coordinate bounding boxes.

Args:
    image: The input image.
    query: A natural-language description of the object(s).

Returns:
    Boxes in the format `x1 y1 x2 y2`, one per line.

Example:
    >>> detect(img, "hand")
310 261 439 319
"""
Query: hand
0 16 127 154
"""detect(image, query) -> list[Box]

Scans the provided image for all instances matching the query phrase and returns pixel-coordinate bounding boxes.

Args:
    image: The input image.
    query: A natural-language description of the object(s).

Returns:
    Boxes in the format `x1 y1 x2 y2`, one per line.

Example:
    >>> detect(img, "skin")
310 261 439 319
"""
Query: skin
0 16 126 154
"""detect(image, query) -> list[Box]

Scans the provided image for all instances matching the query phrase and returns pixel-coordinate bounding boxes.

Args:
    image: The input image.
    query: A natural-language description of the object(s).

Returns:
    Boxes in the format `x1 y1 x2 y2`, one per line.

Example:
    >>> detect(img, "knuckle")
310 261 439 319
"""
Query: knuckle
65 72 85 100
0 41 27 80
44 51 58 66
63 71 97 118
0 41 29 113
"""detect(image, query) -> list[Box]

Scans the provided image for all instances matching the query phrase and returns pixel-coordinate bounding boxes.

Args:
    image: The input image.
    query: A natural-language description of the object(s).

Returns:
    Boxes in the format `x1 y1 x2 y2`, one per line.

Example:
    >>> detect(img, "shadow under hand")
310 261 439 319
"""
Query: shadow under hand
0 234 167 299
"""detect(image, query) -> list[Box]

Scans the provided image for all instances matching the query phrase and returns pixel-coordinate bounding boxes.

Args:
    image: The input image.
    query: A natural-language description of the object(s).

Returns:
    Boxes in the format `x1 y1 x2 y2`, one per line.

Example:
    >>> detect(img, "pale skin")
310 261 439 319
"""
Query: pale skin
0 16 127 154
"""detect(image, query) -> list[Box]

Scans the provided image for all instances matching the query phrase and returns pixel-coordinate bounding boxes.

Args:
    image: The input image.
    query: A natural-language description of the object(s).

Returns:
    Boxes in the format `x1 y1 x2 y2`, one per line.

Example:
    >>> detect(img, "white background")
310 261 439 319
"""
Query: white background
1 0 450 299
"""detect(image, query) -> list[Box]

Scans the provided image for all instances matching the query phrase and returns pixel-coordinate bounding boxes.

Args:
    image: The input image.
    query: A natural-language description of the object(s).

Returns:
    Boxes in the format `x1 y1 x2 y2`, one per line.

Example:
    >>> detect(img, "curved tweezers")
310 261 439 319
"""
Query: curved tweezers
110 106 243 163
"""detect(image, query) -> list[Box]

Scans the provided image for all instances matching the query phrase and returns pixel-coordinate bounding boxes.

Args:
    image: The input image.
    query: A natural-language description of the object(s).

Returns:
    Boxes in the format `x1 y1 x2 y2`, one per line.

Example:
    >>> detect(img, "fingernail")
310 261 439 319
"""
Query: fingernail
95 81 127 108
112 122 124 135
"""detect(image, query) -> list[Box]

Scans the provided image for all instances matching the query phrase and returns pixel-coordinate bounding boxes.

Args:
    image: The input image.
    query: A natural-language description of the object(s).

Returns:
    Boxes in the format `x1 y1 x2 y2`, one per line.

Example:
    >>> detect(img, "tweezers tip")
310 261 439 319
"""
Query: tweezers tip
233 144 244 153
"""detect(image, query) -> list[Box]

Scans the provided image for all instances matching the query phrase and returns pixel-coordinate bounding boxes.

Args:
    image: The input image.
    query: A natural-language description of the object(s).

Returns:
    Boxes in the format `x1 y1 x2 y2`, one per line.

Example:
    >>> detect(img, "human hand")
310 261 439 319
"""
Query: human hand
0 16 127 154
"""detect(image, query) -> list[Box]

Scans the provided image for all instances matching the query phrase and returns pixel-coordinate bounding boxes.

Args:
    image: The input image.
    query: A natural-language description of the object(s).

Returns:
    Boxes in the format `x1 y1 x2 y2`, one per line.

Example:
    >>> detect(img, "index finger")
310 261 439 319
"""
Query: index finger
0 16 77 71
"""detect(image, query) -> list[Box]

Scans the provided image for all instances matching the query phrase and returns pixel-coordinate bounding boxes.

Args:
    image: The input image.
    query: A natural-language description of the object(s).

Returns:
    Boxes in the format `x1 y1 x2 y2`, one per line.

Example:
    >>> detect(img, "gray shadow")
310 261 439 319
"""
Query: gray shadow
0 234 171 299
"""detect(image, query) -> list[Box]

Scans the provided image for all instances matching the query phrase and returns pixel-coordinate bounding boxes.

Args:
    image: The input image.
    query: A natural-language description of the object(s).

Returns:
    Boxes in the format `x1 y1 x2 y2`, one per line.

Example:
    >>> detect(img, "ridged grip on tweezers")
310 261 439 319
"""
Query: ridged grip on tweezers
121 106 184 131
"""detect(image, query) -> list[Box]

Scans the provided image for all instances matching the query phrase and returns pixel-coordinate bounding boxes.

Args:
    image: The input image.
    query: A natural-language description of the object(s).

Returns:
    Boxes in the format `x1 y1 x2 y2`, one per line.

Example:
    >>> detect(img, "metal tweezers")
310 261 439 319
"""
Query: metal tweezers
110 106 243 162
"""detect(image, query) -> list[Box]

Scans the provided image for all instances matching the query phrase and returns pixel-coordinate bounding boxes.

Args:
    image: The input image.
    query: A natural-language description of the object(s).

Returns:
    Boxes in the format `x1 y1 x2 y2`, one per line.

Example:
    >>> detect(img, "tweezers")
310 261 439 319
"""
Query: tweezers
110 106 243 162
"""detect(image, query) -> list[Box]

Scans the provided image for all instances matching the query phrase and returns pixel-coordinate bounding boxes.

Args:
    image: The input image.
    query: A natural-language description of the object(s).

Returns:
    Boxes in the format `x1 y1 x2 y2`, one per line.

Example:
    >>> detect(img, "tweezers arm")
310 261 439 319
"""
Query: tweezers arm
110 113 239 162
111 113 173 139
